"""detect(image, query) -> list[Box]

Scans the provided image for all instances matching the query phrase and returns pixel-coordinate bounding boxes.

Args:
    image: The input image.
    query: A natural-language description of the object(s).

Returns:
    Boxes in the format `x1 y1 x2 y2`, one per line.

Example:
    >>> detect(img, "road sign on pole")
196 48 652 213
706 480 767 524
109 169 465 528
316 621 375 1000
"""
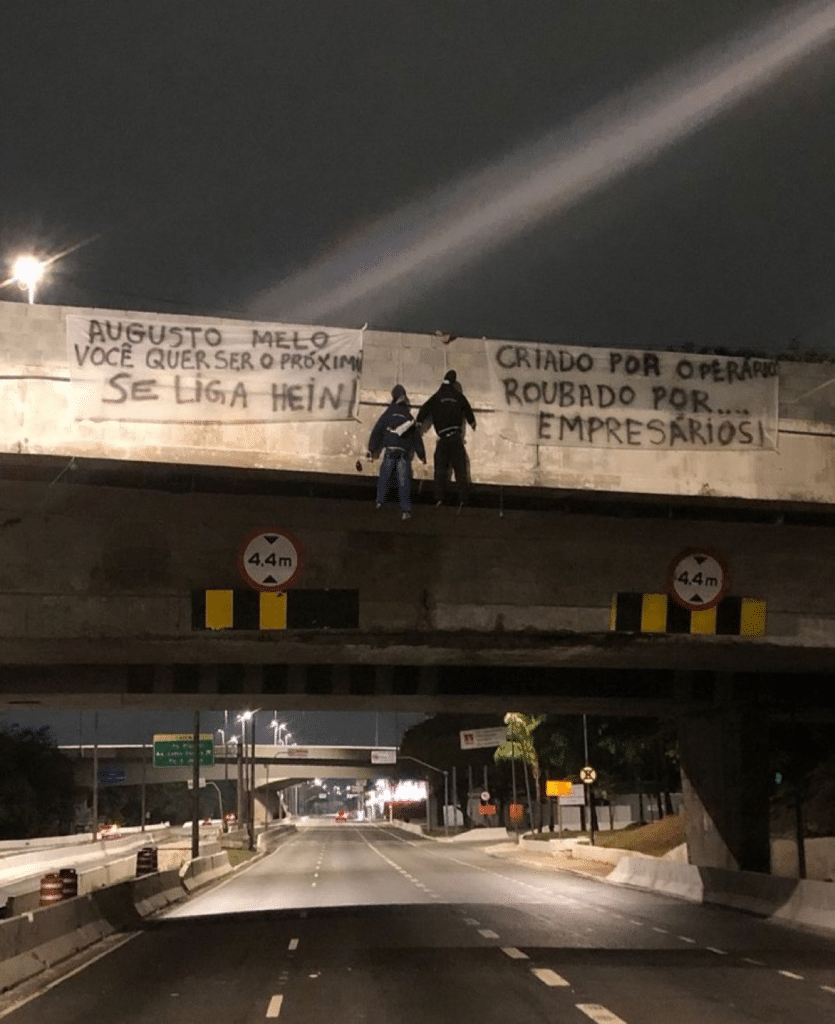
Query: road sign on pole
580 766 597 784
546 780 572 797
153 734 215 768
459 726 507 750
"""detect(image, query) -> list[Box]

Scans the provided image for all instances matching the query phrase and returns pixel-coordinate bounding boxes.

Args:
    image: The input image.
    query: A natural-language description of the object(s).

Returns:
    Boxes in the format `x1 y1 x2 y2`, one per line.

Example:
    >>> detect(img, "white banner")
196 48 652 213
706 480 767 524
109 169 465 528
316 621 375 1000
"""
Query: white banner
66 314 363 422
486 341 779 450
460 726 509 750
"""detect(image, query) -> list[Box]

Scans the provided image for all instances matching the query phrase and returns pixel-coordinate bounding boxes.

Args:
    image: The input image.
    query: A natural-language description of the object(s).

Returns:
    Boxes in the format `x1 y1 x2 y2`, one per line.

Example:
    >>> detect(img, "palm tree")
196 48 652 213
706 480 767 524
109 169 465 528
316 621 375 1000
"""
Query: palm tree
494 713 545 832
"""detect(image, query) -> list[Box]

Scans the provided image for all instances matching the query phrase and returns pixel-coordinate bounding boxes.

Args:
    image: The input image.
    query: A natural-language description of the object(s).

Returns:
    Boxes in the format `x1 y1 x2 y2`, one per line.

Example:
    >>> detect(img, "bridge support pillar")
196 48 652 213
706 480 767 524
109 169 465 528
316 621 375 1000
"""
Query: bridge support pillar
677 678 770 872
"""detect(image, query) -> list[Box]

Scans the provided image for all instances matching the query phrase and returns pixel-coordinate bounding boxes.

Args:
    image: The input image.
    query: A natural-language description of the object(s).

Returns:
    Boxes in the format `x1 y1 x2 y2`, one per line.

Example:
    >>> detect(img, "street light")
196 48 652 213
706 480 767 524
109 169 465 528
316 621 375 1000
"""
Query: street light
11 255 46 304
270 719 287 745
237 710 260 850
216 729 229 830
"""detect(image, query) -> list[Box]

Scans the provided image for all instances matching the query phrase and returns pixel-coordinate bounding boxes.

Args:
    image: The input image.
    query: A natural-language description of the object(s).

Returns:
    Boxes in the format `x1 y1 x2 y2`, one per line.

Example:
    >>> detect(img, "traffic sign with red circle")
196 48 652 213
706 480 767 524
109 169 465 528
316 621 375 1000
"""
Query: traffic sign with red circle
238 528 304 592
668 548 728 611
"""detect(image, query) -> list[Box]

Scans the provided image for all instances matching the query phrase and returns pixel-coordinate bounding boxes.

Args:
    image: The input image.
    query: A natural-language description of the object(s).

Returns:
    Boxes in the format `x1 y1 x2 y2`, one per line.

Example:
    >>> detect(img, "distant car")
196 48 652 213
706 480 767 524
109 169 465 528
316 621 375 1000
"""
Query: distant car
100 824 121 840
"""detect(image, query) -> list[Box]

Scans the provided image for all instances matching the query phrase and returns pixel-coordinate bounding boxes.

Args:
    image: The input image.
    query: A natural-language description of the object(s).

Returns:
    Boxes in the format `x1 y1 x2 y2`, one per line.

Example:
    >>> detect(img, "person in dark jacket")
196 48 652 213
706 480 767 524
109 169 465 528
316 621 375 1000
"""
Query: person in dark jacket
416 370 476 506
367 384 426 520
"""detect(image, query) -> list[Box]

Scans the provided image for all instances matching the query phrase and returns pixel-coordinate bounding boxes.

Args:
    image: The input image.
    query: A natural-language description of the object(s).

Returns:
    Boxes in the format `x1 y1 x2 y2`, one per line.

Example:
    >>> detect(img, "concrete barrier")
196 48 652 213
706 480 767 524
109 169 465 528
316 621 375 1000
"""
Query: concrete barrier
0 870 188 993
609 857 835 935
179 852 232 893
132 870 186 918
563 844 638 866
387 821 426 838
609 856 705 902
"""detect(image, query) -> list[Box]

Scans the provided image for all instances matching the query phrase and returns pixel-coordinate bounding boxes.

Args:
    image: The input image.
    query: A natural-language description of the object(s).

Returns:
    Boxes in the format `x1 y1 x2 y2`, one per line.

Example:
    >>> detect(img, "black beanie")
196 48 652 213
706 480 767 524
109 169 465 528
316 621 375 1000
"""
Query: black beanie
443 370 457 384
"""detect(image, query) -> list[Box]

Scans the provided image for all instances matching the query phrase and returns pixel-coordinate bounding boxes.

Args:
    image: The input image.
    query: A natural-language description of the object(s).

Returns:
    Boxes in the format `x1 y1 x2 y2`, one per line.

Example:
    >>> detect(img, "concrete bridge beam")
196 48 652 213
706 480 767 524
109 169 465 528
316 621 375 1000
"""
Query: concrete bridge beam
677 674 770 872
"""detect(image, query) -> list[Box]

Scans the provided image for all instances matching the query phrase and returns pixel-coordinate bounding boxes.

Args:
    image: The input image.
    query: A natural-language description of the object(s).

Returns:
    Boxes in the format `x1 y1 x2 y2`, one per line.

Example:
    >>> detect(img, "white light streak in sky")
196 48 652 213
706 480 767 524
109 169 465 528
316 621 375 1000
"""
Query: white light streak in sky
252 2 835 327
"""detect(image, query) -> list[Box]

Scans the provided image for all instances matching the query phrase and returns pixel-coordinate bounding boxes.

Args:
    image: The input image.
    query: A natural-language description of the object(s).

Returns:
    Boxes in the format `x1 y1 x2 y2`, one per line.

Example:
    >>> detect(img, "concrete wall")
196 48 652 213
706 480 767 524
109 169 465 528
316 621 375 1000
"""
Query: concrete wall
2 299 835 505
0 474 835 660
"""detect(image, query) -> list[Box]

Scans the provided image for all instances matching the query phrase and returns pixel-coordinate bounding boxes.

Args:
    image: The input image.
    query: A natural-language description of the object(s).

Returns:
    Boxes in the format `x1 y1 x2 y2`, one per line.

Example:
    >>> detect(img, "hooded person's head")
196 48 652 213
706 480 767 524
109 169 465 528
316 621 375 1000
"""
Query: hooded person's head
391 383 408 404
443 370 457 386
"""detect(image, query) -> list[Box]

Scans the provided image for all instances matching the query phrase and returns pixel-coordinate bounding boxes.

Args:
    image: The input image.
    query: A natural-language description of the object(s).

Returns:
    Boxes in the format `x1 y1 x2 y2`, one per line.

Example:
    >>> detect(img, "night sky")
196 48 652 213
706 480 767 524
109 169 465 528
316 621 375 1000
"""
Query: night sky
0 708 427 750
4 1 835 353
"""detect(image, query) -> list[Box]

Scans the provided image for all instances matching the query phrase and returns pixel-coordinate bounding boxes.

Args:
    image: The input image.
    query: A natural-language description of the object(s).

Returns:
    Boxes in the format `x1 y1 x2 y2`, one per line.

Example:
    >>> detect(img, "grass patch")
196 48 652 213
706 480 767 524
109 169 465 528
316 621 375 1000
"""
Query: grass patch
227 848 258 868
590 815 685 857
520 815 686 857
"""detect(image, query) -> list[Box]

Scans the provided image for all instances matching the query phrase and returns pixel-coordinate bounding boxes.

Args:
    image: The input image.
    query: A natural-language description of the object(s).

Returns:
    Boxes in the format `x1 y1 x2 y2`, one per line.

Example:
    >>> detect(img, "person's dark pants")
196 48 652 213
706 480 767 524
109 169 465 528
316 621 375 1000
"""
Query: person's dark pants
434 432 469 504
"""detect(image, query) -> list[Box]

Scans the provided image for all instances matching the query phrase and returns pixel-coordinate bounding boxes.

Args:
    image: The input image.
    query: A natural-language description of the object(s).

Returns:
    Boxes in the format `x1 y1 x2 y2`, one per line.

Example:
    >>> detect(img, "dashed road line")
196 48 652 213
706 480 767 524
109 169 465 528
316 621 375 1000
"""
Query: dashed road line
778 970 804 981
629 920 643 927
266 994 284 1018
576 1004 627 1024
677 936 696 944
706 947 728 956
651 927 668 934
530 967 570 987
742 957 764 965
478 929 499 939
464 918 480 926
288 938 299 951
501 947 529 960
821 985 835 995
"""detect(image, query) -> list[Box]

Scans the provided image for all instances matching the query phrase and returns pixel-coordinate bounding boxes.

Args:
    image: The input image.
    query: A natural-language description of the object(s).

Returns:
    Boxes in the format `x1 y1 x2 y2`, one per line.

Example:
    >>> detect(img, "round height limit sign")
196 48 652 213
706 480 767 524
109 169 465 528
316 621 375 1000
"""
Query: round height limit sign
238 528 303 592
668 548 728 611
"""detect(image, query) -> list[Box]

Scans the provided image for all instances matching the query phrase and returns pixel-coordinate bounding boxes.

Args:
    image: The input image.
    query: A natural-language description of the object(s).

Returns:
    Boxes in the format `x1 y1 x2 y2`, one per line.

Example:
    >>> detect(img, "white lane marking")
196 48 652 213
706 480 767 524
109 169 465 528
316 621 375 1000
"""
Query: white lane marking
266 994 284 1018
311 882 317 887
576 1004 628 1024
821 985 835 994
0 934 140 1020
531 967 570 987
501 947 529 960
288 938 299 951
742 957 764 965
651 927 668 934
629 920 643 926
677 936 696 944
464 918 480 926
778 970 804 980
706 947 728 956
478 929 499 939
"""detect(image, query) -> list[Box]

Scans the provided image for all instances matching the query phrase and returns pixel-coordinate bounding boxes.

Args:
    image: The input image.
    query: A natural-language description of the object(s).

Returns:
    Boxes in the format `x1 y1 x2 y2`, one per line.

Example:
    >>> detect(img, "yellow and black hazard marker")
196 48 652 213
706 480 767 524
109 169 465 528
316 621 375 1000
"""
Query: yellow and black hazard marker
192 589 359 630
610 593 766 637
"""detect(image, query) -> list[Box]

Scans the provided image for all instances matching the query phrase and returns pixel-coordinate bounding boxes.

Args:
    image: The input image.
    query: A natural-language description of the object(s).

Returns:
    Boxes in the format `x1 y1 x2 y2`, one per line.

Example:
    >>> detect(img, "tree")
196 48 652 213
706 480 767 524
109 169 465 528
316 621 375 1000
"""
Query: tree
0 726 75 837
494 713 545 832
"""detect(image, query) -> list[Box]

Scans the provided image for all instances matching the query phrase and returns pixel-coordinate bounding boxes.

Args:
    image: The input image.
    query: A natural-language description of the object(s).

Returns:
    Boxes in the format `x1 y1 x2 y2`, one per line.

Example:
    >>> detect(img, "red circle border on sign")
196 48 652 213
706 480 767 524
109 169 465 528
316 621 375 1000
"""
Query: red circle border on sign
237 527 305 593
666 547 729 612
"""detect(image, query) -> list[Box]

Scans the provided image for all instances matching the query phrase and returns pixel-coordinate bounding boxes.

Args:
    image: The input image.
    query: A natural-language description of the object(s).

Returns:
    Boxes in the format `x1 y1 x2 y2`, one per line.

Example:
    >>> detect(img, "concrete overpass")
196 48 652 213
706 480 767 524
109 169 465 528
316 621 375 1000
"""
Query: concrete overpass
61 744 398 786
1 298 835 874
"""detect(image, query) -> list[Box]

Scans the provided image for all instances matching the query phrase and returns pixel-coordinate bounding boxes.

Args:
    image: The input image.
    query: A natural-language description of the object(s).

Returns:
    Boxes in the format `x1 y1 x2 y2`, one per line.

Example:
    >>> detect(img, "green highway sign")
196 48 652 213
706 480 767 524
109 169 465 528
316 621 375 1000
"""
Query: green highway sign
153 733 215 768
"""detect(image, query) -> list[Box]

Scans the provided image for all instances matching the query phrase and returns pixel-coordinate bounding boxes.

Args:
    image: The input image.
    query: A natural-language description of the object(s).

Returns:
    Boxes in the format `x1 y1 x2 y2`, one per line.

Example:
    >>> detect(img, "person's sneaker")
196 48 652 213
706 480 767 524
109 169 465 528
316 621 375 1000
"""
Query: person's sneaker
435 501 443 506
401 512 411 520
375 502 382 509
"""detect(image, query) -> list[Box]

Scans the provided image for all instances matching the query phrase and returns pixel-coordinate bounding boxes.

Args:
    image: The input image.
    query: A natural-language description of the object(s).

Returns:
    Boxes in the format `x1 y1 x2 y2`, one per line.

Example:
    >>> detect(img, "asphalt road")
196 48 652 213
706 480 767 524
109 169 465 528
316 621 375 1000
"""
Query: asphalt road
2 821 834 1024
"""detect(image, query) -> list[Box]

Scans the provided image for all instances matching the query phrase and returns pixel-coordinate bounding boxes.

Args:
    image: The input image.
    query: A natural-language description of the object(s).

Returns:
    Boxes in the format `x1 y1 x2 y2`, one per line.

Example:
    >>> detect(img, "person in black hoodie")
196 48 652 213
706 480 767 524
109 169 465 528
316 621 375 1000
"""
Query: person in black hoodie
367 384 426 520
416 370 476 506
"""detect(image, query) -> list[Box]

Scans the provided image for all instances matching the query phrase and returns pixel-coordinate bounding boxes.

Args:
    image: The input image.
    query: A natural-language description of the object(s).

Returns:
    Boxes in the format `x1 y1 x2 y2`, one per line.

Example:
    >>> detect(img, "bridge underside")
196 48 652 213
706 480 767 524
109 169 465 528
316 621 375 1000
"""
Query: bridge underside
2 656 832 720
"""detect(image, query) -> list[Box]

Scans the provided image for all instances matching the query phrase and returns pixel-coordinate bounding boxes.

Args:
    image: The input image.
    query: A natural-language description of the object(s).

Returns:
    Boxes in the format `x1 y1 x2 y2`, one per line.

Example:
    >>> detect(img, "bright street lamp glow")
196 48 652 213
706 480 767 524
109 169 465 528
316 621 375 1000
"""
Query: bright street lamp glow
11 256 45 304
